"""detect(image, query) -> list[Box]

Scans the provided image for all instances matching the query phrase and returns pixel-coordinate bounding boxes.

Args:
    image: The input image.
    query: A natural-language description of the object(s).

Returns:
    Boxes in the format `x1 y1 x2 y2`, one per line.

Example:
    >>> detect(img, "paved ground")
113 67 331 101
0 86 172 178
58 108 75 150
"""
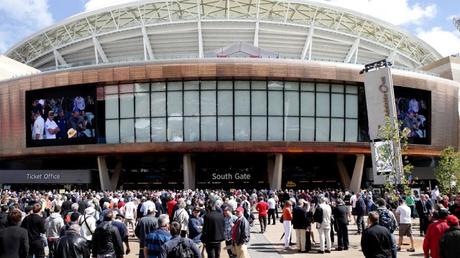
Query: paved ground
125 217 426 258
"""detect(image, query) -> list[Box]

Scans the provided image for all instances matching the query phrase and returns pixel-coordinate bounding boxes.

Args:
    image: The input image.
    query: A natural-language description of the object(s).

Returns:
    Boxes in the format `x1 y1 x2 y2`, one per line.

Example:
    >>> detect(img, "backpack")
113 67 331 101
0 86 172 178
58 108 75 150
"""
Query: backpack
313 206 323 223
378 208 397 233
171 238 194 258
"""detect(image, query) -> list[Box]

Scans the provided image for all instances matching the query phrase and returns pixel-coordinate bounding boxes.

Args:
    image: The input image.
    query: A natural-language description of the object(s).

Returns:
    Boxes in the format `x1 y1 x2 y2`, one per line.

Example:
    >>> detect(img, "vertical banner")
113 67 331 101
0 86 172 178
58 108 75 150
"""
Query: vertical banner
363 65 403 184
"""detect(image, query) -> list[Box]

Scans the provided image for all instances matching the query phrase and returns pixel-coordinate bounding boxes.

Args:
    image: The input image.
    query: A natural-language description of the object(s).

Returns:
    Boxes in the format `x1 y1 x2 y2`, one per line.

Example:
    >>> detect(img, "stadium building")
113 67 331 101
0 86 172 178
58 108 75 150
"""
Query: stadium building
0 0 458 191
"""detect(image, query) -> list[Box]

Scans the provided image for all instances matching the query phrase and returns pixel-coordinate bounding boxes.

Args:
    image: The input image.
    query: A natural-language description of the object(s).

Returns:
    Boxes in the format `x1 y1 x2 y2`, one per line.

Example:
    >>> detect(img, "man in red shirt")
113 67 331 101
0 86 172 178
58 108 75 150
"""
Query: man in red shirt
423 209 449 258
256 197 269 233
166 195 177 220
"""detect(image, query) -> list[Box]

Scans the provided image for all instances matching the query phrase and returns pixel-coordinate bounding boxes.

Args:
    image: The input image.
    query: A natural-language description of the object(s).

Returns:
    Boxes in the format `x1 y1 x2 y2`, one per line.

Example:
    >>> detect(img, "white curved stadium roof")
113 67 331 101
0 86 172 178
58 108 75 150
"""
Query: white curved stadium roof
5 0 442 71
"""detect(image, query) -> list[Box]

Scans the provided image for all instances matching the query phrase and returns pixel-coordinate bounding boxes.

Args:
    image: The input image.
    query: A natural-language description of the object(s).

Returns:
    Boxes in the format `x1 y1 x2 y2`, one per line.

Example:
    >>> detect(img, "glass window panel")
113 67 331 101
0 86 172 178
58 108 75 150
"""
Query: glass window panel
300 92 314 116
252 117 267 140
235 81 250 90
268 117 283 140
331 84 344 93
119 84 133 93
316 93 330 117
218 117 233 141
235 117 250 141
105 94 119 119
105 85 118 95
135 118 150 142
300 118 314 141
268 81 283 90
201 81 216 90
316 83 329 92
135 92 149 117
151 92 166 117
285 91 299 116
151 82 166 91
105 120 119 144
167 81 182 91
184 117 199 141
346 85 358 94
218 91 232 116
285 81 299 91
184 81 199 91
301 82 314 91
120 93 134 118
184 91 199 116
331 118 344 142
201 117 216 141
167 91 182 116
286 117 299 141
345 119 358 142
346 95 358 118
316 118 330 141
135 83 149 92
268 91 283 115
151 118 166 142
120 119 134 143
252 81 266 90
218 81 233 90
252 91 266 115
331 94 344 117
167 117 183 142
201 91 216 116
235 91 250 115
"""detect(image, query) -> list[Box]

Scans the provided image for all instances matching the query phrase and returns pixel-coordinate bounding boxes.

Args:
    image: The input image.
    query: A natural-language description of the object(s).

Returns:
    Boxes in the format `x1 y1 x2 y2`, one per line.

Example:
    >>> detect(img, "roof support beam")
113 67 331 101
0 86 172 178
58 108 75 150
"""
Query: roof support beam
141 25 154 60
301 23 314 60
254 0 261 47
53 49 68 68
92 35 109 64
344 37 360 63
196 0 204 58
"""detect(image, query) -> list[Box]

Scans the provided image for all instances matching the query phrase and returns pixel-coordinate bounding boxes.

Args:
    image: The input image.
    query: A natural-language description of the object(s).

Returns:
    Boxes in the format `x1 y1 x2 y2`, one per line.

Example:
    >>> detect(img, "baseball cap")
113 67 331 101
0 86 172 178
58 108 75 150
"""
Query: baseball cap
447 215 459 226
235 207 244 213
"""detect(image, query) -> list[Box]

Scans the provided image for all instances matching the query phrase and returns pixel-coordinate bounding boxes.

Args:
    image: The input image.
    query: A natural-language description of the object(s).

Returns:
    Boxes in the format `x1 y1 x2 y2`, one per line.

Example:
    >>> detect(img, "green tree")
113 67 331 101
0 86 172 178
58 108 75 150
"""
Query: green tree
377 116 413 201
435 146 460 194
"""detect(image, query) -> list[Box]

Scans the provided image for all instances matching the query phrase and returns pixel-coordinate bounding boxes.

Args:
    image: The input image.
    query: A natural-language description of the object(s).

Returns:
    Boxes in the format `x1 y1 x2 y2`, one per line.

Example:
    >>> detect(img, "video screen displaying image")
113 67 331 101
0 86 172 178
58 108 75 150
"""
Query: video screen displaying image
26 85 97 147
394 86 431 144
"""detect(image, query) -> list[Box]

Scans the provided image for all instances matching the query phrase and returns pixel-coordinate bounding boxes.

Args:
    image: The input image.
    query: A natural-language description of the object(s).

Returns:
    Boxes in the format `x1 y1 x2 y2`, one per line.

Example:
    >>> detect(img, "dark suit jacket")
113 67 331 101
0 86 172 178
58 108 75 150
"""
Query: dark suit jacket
201 210 225 243
333 204 349 225
361 224 392 258
415 200 432 217
0 225 29 258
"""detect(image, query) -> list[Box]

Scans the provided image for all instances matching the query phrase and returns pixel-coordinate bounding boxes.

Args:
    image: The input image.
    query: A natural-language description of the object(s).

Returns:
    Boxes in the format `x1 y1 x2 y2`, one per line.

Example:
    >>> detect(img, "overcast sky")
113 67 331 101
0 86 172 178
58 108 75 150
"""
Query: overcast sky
0 0 459 57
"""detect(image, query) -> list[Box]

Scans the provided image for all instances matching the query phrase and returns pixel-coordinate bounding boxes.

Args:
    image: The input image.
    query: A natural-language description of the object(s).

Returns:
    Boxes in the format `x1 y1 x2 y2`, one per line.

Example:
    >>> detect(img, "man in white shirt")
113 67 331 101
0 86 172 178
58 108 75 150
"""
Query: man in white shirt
318 197 332 253
396 198 415 252
140 196 156 216
267 194 277 225
45 111 59 139
122 198 137 236
33 111 45 140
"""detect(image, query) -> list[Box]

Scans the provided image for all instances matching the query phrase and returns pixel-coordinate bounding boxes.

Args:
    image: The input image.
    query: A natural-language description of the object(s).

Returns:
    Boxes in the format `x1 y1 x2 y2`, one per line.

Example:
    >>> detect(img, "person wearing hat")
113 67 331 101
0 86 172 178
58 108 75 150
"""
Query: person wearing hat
423 208 450 258
113 213 131 255
292 199 308 253
439 215 460 258
188 207 204 249
45 110 59 139
92 210 124 258
135 205 158 258
78 206 97 250
55 108 67 139
223 206 237 258
231 207 250 258
68 108 86 136
333 198 349 251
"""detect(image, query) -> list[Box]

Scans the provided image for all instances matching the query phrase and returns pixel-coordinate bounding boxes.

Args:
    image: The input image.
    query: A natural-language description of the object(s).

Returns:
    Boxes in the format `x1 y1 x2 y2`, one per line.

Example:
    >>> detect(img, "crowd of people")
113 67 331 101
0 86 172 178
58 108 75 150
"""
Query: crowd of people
0 187 460 258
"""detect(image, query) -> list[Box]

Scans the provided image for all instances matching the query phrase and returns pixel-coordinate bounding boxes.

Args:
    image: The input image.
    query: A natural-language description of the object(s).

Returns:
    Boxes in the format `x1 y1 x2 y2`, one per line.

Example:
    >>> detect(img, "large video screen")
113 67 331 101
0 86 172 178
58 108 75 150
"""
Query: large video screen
26 85 97 147
394 86 431 144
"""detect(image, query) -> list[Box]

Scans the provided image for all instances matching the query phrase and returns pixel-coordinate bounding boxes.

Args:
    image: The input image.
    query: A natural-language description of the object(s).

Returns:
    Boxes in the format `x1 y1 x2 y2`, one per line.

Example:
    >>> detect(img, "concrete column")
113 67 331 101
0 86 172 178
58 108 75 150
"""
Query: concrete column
336 155 351 189
110 158 123 191
349 154 365 194
183 154 195 190
269 153 283 190
97 156 111 191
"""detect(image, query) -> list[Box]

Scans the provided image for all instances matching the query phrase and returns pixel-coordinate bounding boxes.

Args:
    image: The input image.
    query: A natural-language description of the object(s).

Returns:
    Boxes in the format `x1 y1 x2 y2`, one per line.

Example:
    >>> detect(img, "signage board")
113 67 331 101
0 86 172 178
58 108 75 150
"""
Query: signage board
0 170 93 184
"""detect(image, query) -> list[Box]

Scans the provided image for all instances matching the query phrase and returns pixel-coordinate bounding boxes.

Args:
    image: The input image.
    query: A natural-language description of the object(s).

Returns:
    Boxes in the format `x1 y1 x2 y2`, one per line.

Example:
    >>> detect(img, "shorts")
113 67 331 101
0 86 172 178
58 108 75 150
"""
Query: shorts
399 224 412 237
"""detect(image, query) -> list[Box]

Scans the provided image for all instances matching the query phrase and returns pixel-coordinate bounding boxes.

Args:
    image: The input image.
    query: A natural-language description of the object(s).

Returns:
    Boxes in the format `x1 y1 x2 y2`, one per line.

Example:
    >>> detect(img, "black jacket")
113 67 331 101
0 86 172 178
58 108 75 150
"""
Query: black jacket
333 204 349 225
233 216 250 245
415 200 432 217
160 236 201 258
361 224 392 258
0 225 29 258
0 213 7 229
55 229 90 258
440 226 460 258
92 221 124 258
201 210 225 243
21 213 46 241
292 206 308 229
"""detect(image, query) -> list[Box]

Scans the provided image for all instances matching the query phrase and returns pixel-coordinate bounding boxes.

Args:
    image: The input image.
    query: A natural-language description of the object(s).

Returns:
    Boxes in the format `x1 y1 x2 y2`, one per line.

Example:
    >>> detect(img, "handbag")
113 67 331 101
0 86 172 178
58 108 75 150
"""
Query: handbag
280 216 284 223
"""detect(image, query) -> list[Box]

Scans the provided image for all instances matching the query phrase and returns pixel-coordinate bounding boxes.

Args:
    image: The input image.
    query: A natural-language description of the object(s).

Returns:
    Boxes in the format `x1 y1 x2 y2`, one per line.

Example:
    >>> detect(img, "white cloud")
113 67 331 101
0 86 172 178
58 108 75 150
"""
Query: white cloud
85 0 138 11
316 0 436 26
417 27 460 56
0 0 53 54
